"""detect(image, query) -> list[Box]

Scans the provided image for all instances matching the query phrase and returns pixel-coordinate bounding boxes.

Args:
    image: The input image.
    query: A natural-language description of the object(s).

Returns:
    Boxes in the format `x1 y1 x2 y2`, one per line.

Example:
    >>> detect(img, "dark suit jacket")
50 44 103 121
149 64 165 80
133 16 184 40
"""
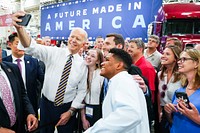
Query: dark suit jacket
3 55 44 116
0 62 35 133
2 50 7 58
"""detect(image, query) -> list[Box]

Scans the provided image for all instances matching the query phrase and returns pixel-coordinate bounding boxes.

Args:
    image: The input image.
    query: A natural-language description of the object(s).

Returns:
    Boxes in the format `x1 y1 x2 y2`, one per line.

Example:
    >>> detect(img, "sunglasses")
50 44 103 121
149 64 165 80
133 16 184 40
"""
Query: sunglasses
160 84 167 98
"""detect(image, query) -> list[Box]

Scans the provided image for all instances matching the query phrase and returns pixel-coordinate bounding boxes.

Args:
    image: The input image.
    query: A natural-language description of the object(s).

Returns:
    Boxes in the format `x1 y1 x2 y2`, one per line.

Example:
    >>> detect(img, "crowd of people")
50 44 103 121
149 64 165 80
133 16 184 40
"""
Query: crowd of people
0 11 200 133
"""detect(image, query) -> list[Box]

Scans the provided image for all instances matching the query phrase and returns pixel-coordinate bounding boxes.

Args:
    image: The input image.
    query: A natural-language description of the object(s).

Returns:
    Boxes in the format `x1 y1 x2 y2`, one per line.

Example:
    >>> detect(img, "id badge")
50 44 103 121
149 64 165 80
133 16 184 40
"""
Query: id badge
86 106 93 118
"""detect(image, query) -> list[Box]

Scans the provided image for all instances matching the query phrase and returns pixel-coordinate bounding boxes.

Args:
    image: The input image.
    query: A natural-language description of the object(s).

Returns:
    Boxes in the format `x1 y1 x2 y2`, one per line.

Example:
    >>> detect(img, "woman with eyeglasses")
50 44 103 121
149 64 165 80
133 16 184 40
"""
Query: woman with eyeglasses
158 45 182 133
164 48 200 133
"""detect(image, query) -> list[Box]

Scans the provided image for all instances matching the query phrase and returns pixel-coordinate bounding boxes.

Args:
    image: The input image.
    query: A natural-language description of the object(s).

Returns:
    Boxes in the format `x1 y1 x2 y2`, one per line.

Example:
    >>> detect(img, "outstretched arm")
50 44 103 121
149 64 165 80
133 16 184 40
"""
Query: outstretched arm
12 11 31 48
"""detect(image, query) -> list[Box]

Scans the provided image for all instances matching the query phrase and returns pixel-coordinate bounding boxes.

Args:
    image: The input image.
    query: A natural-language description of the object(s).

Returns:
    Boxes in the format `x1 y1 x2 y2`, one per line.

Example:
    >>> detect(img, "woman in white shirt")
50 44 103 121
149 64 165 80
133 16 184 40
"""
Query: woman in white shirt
158 45 182 133
81 49 104 130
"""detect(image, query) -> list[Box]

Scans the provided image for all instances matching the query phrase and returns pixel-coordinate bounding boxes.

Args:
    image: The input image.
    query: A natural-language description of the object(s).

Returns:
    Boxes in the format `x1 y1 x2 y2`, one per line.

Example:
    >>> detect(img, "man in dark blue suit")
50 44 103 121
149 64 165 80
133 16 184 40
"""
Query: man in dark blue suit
3 33 44 118
0 47 38 133
2 49 7 58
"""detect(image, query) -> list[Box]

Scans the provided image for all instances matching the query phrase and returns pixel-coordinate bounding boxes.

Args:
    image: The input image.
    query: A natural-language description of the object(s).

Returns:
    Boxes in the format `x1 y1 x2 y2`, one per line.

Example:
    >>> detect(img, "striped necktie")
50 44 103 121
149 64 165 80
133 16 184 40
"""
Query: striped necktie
0 73 16 126
54 55 73 106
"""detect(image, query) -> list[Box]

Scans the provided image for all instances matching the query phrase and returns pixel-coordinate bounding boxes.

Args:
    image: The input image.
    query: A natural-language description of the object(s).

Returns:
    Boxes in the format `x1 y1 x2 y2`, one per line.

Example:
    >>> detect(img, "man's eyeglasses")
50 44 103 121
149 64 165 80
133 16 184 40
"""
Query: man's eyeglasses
178 57 194 63
160 84 167 98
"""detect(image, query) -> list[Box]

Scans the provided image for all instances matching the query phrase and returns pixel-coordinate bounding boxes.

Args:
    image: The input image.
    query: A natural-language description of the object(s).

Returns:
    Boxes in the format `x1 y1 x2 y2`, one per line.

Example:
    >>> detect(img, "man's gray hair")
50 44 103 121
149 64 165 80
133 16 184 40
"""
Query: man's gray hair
71 27 88 42
149 35 160 44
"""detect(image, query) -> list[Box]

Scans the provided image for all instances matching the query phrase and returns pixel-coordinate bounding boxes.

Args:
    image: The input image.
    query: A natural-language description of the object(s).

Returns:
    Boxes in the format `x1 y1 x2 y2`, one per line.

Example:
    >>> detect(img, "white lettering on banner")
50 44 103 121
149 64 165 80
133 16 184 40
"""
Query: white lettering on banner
56 21 63 30
98 18 103 29
45 23 51 31
55 13 58 18
134 2 142 10
83 9 87 16
92 7 99 14
108 5 114 12
65 12 69 17
116 4 122 12
44 15 146 31
128 2 141 10
60 13 63 18
132 15 145 28
70 11 74 17
82 19 90 29
47 14 51 19
69 20 75 30
112 16 122 29
43 1 147 32
100 6 106 14
53 9 88 18
92 4 123 14
77 10 81 16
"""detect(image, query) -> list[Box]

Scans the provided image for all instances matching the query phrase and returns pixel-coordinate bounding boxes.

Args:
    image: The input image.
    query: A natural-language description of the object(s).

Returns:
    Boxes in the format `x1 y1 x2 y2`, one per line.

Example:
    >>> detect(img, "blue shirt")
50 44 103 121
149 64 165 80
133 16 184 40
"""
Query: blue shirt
171 87 200 133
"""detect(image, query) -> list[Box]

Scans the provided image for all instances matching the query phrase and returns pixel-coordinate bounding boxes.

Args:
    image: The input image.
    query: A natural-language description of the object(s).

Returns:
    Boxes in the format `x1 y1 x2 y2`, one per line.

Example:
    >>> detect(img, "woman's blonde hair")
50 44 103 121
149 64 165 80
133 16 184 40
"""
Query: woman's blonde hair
180 48 200 89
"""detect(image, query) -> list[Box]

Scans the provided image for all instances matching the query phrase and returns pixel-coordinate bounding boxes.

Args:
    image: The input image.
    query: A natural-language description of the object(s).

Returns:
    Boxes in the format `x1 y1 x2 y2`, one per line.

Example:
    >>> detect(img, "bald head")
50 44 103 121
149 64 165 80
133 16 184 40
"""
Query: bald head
194 44 200 50
42 36 51 46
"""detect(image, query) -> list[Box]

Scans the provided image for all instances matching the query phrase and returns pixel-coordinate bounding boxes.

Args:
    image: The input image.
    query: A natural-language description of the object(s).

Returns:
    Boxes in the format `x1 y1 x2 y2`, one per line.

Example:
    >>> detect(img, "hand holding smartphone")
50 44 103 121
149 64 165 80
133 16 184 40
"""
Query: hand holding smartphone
16 14 32 26
175 92 191 109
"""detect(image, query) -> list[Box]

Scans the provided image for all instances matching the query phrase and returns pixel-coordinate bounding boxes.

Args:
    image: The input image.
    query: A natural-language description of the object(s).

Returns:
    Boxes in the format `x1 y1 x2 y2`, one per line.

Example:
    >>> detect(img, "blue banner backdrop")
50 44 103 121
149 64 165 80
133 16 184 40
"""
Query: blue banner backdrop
41 0 162 41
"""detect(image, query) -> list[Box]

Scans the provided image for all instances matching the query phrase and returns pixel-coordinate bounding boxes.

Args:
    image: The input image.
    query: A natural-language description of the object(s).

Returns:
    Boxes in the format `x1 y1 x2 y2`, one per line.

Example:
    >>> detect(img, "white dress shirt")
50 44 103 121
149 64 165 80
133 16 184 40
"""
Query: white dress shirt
12 55 26 86
18 39 88 109
84 71 150 133
84 69 104 105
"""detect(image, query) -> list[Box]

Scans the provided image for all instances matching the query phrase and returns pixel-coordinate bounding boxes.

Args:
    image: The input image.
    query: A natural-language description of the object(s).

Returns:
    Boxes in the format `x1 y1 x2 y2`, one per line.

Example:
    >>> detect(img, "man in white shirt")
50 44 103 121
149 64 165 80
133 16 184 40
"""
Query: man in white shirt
85 48 150 133
12 11 88 133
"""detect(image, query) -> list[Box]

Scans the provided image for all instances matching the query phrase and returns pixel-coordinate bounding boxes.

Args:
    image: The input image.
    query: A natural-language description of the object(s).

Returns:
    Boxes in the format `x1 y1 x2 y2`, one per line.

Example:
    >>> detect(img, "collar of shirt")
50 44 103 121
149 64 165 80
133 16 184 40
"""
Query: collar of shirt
12 55 24 63
144 49 155 58
109 71 128 84
135 56 145 66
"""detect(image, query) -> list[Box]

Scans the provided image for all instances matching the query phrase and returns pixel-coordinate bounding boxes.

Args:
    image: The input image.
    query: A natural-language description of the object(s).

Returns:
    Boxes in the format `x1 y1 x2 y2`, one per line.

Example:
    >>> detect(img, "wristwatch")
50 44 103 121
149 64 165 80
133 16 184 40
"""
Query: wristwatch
68 109 75 116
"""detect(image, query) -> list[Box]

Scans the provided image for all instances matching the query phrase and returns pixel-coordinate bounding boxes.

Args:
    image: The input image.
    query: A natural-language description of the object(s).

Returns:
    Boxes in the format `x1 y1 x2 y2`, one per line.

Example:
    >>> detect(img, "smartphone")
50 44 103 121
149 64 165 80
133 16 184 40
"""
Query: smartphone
17 14 32 26
175 92 191 109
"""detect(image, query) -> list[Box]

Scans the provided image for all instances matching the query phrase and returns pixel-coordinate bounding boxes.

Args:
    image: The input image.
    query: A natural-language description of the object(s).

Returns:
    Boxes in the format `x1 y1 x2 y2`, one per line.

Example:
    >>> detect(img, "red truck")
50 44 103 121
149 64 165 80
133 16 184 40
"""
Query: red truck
149 2 200 51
